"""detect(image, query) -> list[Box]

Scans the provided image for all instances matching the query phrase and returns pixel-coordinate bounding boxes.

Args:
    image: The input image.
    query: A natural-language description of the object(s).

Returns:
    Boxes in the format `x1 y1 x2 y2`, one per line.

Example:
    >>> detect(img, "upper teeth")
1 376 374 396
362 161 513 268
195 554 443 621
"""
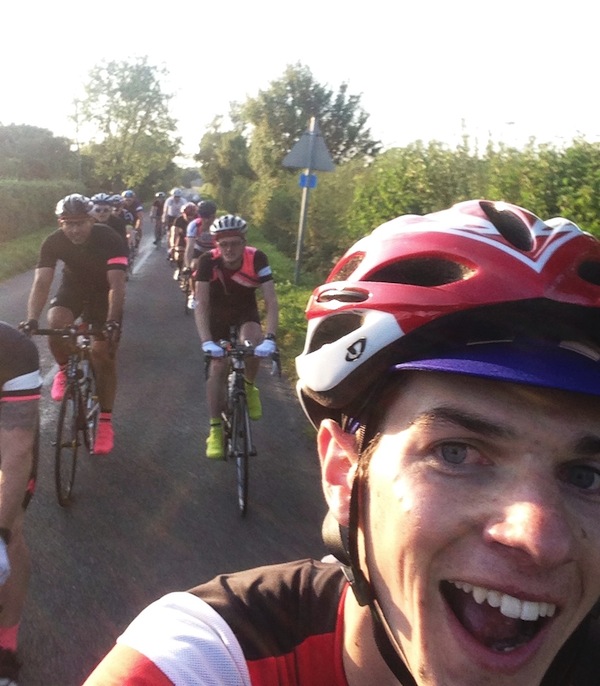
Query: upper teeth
451 581 556 622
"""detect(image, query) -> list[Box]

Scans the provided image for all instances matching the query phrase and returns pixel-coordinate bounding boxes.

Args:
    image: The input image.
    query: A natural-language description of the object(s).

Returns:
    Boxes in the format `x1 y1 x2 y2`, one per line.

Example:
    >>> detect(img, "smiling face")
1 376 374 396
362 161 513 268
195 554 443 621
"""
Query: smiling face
59 216 94 244
358 371 600 686
216 234 245 269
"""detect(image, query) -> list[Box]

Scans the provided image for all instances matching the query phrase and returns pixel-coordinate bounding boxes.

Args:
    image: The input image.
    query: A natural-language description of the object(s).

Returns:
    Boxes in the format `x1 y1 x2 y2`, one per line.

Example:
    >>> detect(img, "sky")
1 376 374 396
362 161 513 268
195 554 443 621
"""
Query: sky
2 0 600 163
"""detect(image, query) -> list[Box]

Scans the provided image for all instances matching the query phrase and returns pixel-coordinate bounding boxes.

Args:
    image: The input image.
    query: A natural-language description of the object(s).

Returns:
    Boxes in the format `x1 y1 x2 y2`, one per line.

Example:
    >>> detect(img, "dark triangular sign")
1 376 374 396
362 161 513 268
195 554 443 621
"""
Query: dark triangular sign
282 119 335 172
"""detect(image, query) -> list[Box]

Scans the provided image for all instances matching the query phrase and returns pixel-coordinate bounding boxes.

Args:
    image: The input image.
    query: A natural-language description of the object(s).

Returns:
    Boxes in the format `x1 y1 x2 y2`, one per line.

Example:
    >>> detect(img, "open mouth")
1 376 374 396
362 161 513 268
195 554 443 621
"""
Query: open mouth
441 580 556 652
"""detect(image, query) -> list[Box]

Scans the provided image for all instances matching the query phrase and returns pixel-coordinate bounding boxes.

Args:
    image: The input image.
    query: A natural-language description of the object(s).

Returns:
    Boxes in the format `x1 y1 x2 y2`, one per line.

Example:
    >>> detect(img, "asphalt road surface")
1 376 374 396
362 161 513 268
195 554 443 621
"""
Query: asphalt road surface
0 230 328 685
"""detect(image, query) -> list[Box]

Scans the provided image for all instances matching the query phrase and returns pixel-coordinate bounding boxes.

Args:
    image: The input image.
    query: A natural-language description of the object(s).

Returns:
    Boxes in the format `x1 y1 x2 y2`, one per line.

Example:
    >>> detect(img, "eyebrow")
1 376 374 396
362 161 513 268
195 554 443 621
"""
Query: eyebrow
573 435 600 456
408 406 517 439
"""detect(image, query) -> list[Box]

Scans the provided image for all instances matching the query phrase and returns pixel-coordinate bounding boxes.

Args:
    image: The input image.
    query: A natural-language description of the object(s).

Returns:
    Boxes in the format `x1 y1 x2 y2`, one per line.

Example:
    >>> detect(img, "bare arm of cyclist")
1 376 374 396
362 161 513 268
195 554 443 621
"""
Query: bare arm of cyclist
259 279 278 339
26 267 54 321
194 281 212 343
106 270 126 323
0 401 36 539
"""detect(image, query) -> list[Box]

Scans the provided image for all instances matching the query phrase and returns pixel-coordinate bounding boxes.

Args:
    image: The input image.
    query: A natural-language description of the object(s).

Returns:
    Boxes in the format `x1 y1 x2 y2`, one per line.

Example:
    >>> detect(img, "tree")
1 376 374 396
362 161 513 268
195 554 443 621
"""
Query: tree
233 63 381 176
78 57 180 193
195 117 255 210
0 125 77 180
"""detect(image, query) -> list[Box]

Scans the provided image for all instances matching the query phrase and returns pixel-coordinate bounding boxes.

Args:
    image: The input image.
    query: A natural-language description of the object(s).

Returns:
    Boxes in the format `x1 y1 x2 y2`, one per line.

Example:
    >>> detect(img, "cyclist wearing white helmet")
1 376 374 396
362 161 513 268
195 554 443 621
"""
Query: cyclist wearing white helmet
194 214 279 459
85 200 600 685
162 188 187 246
21 194 128 455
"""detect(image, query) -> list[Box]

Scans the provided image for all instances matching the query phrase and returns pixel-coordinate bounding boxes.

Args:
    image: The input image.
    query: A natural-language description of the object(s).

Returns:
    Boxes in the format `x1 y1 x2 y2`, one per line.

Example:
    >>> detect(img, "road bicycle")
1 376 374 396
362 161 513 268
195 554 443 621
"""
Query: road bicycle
126 226 138 277
205 329 281 516
178 267 195 315
36 324 101 506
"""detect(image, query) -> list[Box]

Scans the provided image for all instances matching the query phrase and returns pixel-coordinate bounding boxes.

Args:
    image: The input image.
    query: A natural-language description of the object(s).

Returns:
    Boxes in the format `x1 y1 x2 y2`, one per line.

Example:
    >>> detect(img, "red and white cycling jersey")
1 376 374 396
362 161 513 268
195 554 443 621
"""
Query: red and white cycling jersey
84 559 349 685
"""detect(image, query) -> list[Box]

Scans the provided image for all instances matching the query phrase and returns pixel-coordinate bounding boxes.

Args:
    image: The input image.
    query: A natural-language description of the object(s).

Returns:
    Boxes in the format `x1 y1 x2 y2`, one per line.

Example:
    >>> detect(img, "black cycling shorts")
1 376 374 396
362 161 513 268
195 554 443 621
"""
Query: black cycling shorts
49 282 109 328
210 305 260 342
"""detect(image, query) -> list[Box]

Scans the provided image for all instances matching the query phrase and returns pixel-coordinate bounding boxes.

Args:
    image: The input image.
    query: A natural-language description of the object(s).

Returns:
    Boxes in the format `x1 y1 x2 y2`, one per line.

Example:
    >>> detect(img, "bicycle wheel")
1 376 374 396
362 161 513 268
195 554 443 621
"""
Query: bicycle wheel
55 384 82 507
128 242 136 275
81 362 100 452
231 393 250 516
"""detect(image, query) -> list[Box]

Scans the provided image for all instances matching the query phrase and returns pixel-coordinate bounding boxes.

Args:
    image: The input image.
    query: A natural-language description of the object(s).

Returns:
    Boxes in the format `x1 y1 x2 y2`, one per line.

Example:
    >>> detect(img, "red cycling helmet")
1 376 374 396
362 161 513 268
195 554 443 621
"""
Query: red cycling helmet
296 199 600 428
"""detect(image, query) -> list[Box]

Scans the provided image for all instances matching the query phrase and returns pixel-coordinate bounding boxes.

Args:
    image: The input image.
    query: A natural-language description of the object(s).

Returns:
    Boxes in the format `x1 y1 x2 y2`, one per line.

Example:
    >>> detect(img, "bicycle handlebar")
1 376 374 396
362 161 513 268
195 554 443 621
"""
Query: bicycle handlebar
35 325 104 338
203 343 281 379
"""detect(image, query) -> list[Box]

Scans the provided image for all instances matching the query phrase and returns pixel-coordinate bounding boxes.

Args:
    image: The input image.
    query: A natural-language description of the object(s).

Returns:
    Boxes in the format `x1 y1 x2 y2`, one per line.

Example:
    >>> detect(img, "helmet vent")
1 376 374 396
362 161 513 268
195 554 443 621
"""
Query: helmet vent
480 200 534 251
578 261 600 286
317 288 368 303
328 254 365 282
366 258 474 286
309 313 363 353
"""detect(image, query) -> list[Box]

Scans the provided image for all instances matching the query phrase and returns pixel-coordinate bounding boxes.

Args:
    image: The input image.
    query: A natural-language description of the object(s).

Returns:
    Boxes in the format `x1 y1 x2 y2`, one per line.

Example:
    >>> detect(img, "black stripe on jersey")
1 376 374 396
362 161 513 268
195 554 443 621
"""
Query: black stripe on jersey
188 558 345 661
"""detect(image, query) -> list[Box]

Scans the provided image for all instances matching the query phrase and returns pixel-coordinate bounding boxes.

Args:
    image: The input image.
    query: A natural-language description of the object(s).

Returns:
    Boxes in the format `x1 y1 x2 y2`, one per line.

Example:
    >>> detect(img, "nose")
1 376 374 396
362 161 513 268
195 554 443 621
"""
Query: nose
485 491 576 568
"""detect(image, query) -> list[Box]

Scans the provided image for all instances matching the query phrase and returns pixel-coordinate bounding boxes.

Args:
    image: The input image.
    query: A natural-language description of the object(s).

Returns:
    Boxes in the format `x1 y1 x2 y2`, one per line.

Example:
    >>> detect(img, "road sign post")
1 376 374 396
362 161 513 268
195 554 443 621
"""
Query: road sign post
282 117 335 284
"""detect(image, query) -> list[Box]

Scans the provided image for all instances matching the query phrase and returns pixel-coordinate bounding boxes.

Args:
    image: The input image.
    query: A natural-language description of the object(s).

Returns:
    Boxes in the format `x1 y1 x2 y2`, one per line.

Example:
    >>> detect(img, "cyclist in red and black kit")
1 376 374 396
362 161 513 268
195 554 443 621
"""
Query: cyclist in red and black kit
85 200 600 686
181 200 217 309
22 194 127 455
169 202 198 280
195 215 278 459
0 322 41 684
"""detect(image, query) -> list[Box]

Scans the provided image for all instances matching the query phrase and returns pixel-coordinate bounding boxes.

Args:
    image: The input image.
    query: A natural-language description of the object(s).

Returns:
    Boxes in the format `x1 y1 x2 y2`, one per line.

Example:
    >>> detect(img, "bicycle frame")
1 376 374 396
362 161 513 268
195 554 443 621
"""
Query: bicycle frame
36 324 101 506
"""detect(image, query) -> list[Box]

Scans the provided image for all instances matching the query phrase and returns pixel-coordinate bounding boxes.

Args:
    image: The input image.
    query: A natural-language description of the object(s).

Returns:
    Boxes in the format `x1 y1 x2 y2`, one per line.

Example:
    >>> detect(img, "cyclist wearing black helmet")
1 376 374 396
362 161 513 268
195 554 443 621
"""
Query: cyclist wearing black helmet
21 194 128 455
86 200 600 686
121 190 144 244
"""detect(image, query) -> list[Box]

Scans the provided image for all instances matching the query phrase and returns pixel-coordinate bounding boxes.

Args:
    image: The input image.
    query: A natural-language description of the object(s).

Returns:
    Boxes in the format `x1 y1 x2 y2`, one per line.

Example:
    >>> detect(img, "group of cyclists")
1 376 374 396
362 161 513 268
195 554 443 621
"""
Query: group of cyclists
0 186 280 682
5 193 600 685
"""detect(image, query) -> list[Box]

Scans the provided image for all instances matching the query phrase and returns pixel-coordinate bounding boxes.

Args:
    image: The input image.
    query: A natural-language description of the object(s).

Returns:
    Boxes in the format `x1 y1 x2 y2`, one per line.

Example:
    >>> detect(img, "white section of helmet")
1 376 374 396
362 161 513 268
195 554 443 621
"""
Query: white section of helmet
296 309 403 395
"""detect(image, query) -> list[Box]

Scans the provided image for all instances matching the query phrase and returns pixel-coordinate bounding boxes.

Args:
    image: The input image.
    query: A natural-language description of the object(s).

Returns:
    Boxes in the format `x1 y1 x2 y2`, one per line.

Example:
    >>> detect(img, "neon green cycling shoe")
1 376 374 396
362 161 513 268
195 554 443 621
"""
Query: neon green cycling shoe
245 380 262 421
206 422 224 460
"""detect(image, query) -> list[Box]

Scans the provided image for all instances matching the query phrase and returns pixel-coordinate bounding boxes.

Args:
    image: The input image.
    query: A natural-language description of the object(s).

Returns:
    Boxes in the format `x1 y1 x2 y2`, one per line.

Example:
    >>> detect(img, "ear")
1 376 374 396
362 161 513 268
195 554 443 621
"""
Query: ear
317 418 359 528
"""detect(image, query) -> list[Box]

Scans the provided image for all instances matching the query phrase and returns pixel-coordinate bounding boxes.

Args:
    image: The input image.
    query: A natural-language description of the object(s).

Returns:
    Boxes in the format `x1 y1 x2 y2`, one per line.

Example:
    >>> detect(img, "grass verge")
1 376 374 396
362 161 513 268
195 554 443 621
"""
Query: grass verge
0 227 50 281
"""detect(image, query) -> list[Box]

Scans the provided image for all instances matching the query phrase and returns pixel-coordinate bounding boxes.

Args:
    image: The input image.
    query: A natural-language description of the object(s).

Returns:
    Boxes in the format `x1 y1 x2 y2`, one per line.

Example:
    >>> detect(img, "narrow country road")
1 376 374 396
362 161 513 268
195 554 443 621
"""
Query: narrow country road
0 231 328 685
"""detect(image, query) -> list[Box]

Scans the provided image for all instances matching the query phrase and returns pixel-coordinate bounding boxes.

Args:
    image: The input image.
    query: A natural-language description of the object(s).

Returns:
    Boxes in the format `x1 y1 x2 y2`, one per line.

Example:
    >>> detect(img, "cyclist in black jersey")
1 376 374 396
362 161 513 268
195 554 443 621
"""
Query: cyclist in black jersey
85 201 600 686
169 202 198 279
21 194 127 455
90 193 129 252
121 190 144 244
0 322 41 684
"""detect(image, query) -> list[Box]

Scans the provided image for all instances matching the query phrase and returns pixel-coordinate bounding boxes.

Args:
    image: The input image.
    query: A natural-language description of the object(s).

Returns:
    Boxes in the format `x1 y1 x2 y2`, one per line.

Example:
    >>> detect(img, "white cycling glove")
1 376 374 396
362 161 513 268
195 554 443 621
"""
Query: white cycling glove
202 341 225 357
0 540 10 586
254 338 277 357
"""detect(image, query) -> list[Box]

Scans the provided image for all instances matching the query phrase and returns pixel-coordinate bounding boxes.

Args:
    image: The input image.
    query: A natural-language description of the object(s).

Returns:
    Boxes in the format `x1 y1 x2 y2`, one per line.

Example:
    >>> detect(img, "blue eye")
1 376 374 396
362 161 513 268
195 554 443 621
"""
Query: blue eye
562 464 600 493
440 443 468 464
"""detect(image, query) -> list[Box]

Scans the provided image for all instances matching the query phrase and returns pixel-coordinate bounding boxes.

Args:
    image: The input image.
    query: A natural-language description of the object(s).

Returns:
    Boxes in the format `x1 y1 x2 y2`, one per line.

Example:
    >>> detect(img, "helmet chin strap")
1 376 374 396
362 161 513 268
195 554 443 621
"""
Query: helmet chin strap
346 476 418 686
345 470 600 686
